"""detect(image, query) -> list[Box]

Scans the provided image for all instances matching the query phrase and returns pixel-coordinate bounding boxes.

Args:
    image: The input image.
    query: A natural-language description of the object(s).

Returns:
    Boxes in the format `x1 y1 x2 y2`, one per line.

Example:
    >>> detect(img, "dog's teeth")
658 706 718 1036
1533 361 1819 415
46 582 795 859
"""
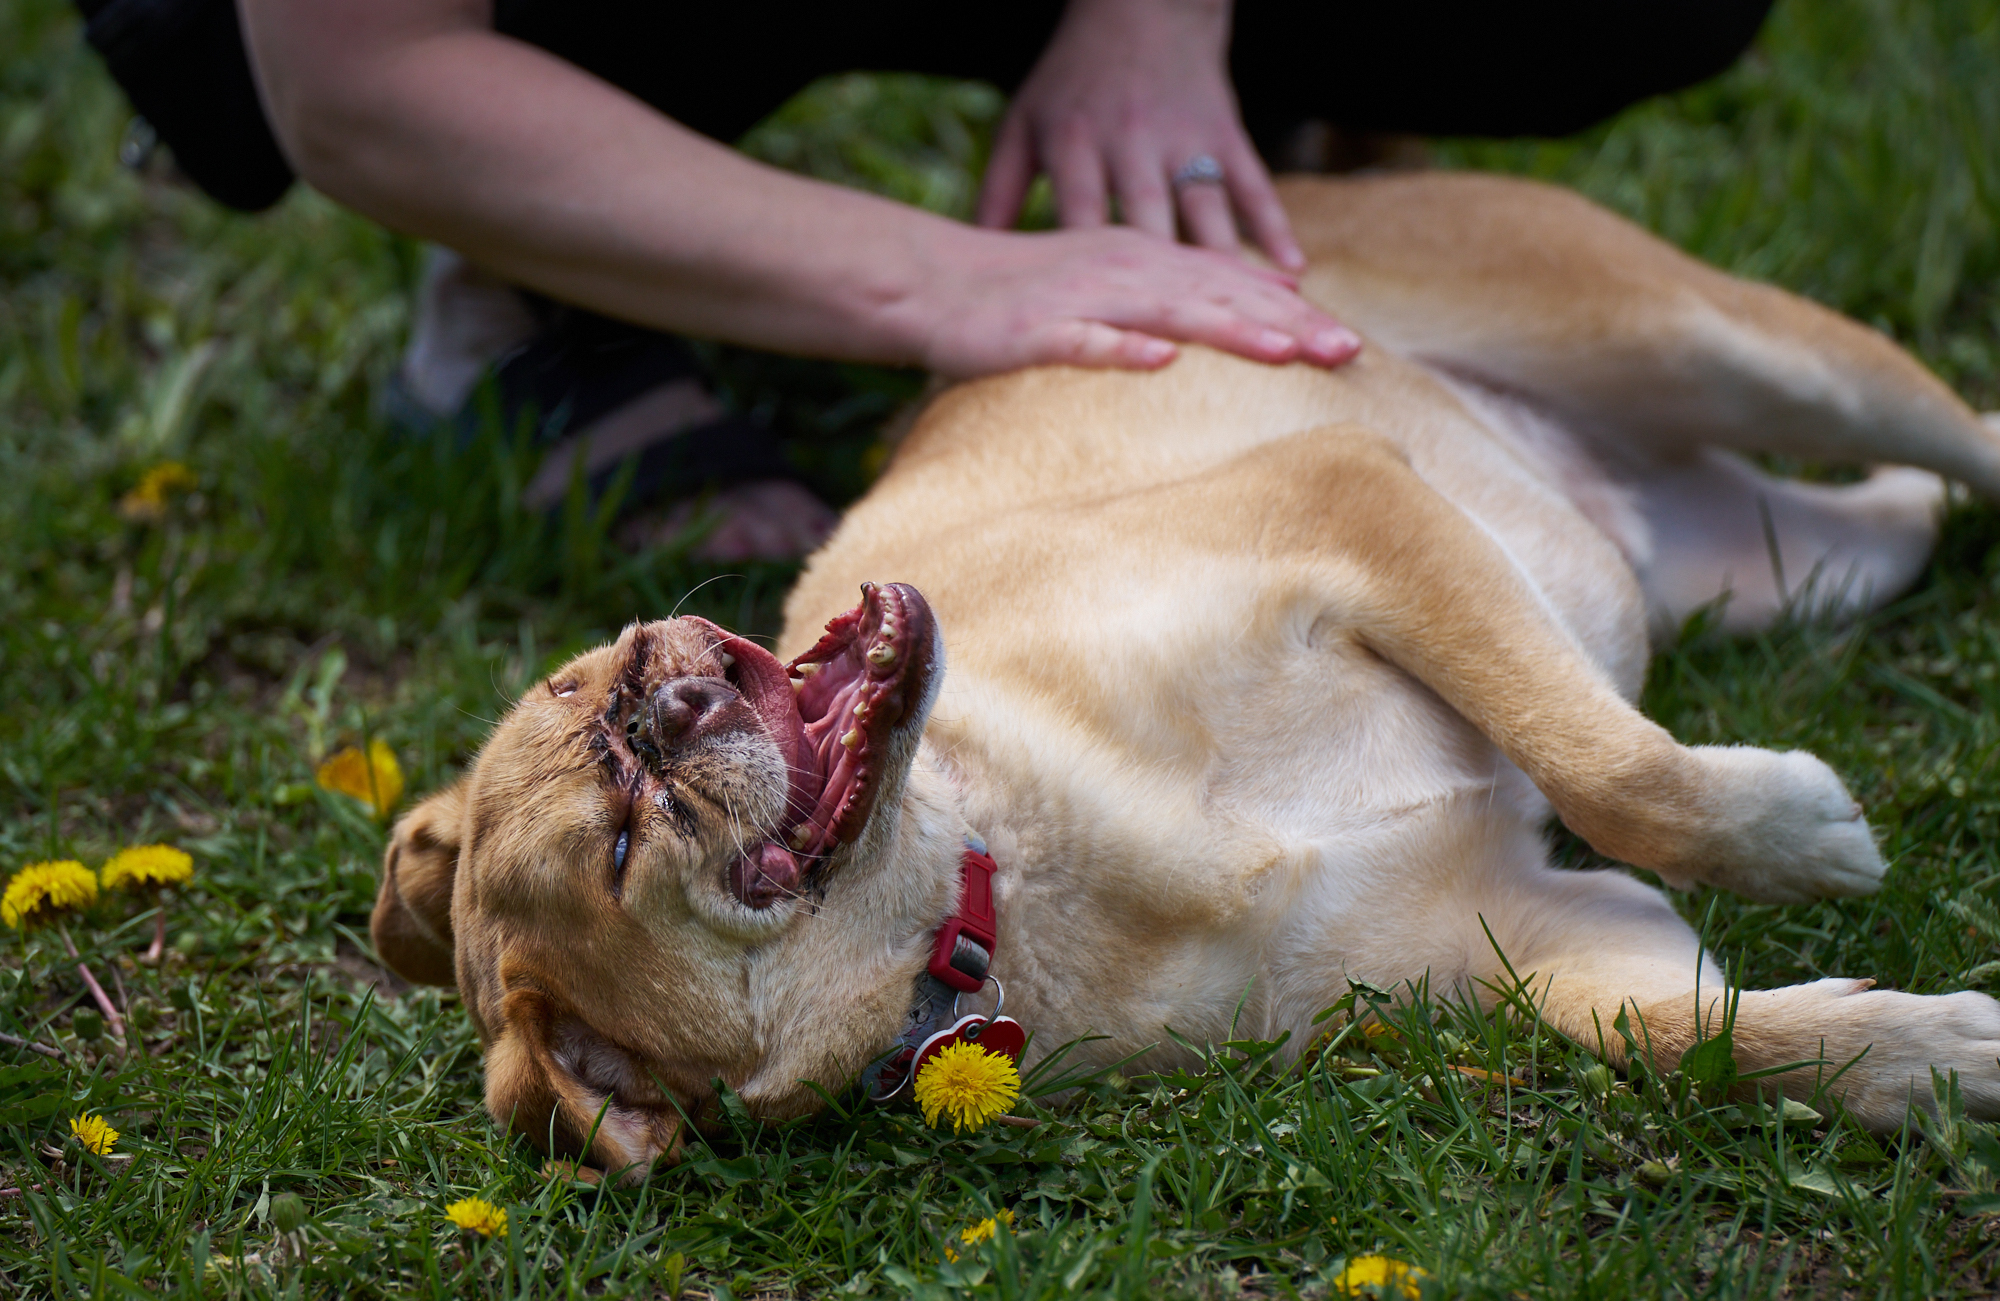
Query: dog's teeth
866 643 896 667
795 662 820 677
717 651 734 669
840 728 863 749
790 824 814 850
852 700 870 719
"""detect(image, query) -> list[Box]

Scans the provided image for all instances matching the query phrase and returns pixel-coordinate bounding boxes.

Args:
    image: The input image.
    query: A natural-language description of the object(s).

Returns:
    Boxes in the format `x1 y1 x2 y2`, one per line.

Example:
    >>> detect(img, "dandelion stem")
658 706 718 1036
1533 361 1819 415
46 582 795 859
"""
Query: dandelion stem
143 895 166 965
56 924 126 1043
0 1031 63 1060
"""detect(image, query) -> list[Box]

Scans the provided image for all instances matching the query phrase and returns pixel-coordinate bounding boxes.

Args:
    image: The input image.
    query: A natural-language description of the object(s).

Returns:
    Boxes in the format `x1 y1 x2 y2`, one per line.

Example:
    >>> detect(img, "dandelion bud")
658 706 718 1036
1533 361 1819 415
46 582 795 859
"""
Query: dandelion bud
270 1192 307 1235
73 1009 104 1041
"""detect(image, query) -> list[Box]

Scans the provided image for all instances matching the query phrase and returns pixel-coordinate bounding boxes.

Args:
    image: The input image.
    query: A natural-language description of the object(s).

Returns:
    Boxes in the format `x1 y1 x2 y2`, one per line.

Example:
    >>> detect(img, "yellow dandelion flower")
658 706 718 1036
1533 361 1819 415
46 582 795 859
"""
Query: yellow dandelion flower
1332 1255 1427 1299
118 462 198 522
3 861 99 930
943 1208 1014 1262
315 740 405 820
69 1113 120 1155
913 1039 1021 1133
201 1255 267 1283
445 1197 508 1238
101 844 194 892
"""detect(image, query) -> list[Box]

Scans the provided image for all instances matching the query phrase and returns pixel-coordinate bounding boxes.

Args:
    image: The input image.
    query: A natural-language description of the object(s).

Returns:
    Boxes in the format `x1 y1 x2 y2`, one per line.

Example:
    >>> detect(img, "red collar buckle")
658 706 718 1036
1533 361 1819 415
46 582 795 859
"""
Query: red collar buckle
928 843 998 994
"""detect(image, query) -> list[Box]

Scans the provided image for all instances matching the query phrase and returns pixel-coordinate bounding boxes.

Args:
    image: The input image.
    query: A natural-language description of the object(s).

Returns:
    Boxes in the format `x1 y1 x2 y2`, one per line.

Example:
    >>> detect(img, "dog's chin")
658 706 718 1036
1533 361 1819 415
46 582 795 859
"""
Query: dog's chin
687 897 803 944
683 856 809 942
620 796 808 943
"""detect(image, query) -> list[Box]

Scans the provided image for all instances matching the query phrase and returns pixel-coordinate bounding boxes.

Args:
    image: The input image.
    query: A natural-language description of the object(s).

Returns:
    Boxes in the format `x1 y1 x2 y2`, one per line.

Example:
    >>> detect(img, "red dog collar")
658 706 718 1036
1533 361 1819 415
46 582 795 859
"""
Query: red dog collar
866 835 1017 1101
929 843 998 993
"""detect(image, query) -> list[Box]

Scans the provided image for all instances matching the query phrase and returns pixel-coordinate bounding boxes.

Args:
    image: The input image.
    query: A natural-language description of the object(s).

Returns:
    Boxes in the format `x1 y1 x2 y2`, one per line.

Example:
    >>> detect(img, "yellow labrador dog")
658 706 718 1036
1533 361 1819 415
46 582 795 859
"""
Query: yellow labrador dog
373 173 2000 1179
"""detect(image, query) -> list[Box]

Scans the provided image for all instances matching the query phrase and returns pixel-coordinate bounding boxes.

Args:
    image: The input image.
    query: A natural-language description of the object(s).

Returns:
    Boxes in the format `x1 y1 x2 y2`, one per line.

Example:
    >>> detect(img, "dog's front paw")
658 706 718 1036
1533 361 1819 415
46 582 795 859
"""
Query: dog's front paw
1683 746 1885 903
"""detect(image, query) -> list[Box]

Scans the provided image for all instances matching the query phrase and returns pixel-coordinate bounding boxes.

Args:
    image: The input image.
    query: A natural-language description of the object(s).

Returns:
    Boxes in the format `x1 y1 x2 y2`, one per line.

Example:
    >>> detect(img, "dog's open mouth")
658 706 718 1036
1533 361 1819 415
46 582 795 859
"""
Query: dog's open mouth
685 582 934 905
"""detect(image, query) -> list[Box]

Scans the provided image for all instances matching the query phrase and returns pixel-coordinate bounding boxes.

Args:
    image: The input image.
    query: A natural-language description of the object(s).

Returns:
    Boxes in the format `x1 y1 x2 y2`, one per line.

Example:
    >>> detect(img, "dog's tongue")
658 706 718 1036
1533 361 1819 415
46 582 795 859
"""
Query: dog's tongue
688 583 934 866
683 618 814 824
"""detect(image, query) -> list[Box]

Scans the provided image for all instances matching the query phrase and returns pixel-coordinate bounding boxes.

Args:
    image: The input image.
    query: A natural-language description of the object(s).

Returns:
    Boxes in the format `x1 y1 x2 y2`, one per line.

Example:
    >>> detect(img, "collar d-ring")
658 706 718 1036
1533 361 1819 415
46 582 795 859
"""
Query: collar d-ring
956 976 1006 1037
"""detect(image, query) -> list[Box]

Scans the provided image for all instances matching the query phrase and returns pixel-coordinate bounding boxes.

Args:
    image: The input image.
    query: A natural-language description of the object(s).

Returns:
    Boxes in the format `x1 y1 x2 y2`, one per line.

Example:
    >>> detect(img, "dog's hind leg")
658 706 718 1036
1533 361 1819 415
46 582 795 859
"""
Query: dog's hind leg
1282 172 2000 496
1631 451 1944 635
1161 424 1881 904
1294 806 2000 1131
1437 371 1949 635
1462 863 2000 1130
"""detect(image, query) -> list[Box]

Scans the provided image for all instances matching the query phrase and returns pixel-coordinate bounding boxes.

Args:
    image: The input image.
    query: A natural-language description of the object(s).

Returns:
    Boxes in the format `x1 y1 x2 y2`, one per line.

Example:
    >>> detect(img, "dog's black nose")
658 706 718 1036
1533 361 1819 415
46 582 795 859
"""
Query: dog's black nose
648 676 739 743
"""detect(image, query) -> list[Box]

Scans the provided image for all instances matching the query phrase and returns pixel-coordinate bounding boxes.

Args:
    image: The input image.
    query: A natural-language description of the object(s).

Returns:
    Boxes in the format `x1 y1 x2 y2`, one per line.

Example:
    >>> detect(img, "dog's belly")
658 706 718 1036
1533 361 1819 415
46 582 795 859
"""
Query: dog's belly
786 347 1657 1072
936 613 1567 1071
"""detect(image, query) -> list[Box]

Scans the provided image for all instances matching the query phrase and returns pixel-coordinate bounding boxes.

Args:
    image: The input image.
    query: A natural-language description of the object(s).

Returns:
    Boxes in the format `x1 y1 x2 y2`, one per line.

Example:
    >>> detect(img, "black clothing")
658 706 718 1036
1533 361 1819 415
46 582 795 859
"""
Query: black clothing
76 0 292 210
78 0 1776 214
1230 0 1778 142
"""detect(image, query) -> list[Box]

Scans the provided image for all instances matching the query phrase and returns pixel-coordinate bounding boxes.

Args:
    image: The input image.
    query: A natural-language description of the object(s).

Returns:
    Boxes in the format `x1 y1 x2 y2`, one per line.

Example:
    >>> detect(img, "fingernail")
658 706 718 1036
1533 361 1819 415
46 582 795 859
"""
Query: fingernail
1135 338 1176 366
1255 328 1294 356
1314 328 1361 359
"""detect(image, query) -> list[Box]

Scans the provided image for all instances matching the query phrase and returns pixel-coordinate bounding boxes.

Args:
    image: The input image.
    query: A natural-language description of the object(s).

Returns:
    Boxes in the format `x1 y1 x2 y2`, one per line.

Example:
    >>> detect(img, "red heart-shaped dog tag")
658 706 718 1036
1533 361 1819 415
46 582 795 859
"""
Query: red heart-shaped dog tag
911 1013 1027 1077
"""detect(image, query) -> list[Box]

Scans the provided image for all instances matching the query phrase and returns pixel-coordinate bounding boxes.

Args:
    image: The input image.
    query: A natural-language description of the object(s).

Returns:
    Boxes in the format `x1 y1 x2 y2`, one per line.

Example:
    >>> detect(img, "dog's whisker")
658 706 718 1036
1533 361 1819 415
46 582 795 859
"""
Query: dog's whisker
716 788 756 863
668 574 746 620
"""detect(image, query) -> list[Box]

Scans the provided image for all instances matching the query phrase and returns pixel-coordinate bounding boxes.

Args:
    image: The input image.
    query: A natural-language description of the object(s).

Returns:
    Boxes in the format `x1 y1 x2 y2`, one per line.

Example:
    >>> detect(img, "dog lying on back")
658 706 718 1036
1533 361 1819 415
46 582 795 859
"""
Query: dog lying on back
373 173 2000 1178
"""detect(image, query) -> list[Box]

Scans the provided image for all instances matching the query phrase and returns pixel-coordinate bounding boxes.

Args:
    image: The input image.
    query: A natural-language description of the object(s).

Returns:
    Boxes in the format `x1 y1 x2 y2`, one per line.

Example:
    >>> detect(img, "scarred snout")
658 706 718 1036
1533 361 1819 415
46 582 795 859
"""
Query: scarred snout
645 676 744 746
630 672 803 911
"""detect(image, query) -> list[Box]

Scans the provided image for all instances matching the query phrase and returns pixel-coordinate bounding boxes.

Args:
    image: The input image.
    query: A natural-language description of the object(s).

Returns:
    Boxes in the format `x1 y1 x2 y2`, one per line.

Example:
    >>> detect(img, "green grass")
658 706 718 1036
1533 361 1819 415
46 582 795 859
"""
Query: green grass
5 0 2000 1294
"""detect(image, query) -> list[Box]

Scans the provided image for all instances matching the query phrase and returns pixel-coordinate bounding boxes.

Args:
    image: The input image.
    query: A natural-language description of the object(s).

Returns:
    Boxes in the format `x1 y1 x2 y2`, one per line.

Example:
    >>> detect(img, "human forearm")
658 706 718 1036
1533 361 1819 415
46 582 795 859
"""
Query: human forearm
243 7 971 365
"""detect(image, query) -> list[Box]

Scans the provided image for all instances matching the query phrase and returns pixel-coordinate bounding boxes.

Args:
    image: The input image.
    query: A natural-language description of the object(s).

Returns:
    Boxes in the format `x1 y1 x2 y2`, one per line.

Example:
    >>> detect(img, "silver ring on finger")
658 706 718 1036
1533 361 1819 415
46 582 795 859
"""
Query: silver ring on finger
1171 153 1225 192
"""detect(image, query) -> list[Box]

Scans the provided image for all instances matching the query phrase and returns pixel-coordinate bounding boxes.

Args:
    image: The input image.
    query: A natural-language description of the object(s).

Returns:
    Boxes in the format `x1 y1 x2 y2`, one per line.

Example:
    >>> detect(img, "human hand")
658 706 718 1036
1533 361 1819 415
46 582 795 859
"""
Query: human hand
903 223 1359 379
975 0 1305 272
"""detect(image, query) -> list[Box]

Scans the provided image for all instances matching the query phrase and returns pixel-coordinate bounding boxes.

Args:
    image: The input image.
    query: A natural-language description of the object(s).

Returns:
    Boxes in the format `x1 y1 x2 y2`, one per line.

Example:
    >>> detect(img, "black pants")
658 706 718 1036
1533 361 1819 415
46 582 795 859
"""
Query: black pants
84 0 1775 212
500 0 1777 149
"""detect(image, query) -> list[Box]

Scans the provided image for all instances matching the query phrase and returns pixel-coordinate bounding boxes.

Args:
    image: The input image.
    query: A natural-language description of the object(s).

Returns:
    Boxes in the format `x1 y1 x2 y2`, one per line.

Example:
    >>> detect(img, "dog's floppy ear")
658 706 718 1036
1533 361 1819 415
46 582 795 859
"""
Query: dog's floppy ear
484 984 686 1183
371 781 466 986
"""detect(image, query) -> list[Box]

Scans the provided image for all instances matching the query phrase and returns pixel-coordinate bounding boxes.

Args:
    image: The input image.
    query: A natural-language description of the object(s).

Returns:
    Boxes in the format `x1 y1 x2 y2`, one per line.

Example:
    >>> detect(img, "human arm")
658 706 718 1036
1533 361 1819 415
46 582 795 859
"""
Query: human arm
237 0 1358 377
